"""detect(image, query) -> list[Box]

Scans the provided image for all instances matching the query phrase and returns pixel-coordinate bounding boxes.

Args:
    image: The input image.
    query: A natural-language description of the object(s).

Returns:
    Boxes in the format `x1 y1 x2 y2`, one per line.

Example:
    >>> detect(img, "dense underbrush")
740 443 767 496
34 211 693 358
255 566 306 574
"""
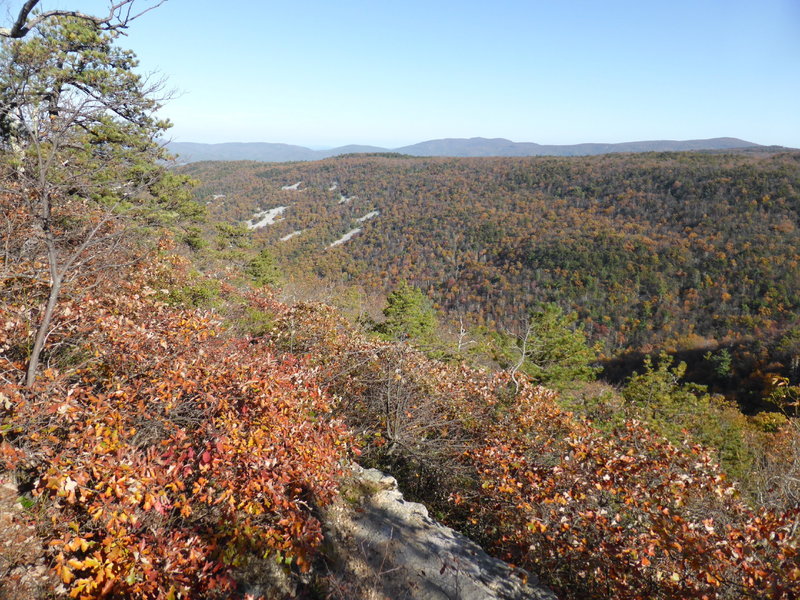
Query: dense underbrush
0 260 350 599
2 254 799 599
254 293 800 600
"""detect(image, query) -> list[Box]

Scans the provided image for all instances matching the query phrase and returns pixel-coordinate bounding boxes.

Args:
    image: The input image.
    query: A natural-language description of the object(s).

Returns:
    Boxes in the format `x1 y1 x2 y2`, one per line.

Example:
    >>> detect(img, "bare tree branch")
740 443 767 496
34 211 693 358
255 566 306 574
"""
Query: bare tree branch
2 0 38 38
509 321 533 394
0 0 167 39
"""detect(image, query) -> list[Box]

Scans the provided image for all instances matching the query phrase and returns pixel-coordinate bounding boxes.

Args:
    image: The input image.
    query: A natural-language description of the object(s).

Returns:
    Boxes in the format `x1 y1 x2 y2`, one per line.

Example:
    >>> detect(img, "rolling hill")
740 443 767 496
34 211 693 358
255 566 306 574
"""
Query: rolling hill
167 136 766 163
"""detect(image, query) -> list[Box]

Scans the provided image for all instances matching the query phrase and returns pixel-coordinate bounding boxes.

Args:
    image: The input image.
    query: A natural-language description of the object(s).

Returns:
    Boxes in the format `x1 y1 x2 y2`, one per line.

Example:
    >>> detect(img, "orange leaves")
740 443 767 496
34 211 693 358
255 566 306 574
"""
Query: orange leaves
526 520 548 534
1 278 350 599
399 373 800 600
58 562 75 585
5 252 796 599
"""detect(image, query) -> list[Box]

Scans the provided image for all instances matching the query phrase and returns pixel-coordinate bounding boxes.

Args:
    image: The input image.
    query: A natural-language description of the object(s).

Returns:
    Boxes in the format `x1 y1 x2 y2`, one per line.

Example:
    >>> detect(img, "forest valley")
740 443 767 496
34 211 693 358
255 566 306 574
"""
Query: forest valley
182 151 800 411
1 9 800 600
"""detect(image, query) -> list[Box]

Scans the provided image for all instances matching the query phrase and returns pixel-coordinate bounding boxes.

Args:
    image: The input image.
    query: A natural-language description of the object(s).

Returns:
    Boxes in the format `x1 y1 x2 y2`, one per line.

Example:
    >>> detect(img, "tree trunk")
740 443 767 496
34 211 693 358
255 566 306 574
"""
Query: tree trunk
25 274 62 387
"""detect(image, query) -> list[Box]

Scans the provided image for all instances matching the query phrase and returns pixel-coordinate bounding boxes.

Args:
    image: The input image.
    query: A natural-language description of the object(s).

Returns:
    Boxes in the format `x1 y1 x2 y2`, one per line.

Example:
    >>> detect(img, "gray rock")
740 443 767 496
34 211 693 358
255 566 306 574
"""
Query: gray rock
321 464 557 600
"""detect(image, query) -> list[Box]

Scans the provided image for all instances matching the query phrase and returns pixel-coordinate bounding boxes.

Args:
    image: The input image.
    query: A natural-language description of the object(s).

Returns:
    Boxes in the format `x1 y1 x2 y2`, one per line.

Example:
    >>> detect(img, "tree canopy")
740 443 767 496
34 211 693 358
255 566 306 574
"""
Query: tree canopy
0 14 193 386
0 0 165 39
374 280 438 342
181 151 800 408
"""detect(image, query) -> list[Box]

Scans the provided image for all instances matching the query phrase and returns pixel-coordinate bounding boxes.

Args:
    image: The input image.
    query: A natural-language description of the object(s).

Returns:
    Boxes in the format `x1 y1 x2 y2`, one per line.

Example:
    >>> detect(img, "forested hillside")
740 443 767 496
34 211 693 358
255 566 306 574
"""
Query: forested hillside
181 151 800 407
3 4 799 600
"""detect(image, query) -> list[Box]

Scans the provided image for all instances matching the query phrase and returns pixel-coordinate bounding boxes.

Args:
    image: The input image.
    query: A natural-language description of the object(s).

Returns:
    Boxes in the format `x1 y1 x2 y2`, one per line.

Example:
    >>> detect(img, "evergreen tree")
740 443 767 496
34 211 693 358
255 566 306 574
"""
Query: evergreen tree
0 16 192 386
374 281 438 342
246 248 283 287
490 303 600 389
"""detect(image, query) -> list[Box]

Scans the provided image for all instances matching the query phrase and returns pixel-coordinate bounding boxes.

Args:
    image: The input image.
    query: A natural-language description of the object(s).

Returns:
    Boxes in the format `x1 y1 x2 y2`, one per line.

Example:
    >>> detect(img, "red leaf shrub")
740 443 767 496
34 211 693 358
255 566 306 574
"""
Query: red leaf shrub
256 297 800 600
1 271 350 599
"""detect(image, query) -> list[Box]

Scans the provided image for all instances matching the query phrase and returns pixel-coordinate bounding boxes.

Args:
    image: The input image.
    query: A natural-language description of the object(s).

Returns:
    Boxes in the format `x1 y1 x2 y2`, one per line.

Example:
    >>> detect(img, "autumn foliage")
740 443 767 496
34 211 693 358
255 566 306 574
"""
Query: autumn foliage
462 383 799 599
185 151 800 409
254 295 800 600
0 207 797 598
0 262 349 599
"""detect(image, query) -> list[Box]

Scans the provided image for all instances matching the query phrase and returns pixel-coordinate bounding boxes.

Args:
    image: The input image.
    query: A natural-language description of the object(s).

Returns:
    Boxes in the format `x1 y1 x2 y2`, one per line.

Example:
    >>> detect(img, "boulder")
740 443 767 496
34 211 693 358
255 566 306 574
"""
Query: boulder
320 464 557 600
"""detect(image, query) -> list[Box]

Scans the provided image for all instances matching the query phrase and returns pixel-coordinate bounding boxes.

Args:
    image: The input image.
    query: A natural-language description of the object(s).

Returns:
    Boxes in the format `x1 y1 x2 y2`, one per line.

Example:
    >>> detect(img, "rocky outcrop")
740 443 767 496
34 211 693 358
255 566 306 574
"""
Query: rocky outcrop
320 465 557 600
0 466 557 600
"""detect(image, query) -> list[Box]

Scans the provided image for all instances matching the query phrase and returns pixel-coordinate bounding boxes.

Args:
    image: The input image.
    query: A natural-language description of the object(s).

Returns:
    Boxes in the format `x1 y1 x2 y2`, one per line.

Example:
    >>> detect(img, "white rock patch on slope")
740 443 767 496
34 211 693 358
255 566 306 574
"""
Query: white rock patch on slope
338 194 356 204
246 206 287 229
321 465 558 600
329 182 338 191
279 230 303 242
328 228 361 248
281 182 302 191
356 210 379 223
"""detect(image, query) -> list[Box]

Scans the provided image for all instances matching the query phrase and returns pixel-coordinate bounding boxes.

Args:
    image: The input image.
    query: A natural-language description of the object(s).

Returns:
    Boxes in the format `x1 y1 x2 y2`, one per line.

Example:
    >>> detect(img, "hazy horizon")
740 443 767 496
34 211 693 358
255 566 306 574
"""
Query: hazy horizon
66 0 799 149
166 135 783 149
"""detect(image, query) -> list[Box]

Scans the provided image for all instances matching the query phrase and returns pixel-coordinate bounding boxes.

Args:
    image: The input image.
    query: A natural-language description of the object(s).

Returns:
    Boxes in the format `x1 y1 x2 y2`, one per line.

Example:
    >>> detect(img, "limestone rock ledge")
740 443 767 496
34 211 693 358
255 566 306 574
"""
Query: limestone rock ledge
319 465 558 600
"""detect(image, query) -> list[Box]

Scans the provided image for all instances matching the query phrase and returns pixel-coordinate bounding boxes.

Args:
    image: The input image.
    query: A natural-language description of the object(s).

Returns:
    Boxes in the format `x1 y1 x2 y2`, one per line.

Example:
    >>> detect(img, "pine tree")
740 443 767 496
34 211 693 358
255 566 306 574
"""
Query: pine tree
246 248 283 287
0 16 191 386
490 303 600 389
375 281 438 342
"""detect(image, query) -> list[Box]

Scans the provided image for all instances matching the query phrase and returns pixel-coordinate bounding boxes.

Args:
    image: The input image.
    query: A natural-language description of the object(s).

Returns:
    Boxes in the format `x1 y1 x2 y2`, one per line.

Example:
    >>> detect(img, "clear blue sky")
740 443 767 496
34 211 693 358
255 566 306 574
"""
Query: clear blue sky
22 0 800 147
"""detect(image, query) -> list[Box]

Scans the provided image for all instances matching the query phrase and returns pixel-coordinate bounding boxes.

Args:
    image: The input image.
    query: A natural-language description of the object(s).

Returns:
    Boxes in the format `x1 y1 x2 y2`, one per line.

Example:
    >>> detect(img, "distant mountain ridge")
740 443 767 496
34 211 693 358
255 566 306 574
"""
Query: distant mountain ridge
167 137 767 163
